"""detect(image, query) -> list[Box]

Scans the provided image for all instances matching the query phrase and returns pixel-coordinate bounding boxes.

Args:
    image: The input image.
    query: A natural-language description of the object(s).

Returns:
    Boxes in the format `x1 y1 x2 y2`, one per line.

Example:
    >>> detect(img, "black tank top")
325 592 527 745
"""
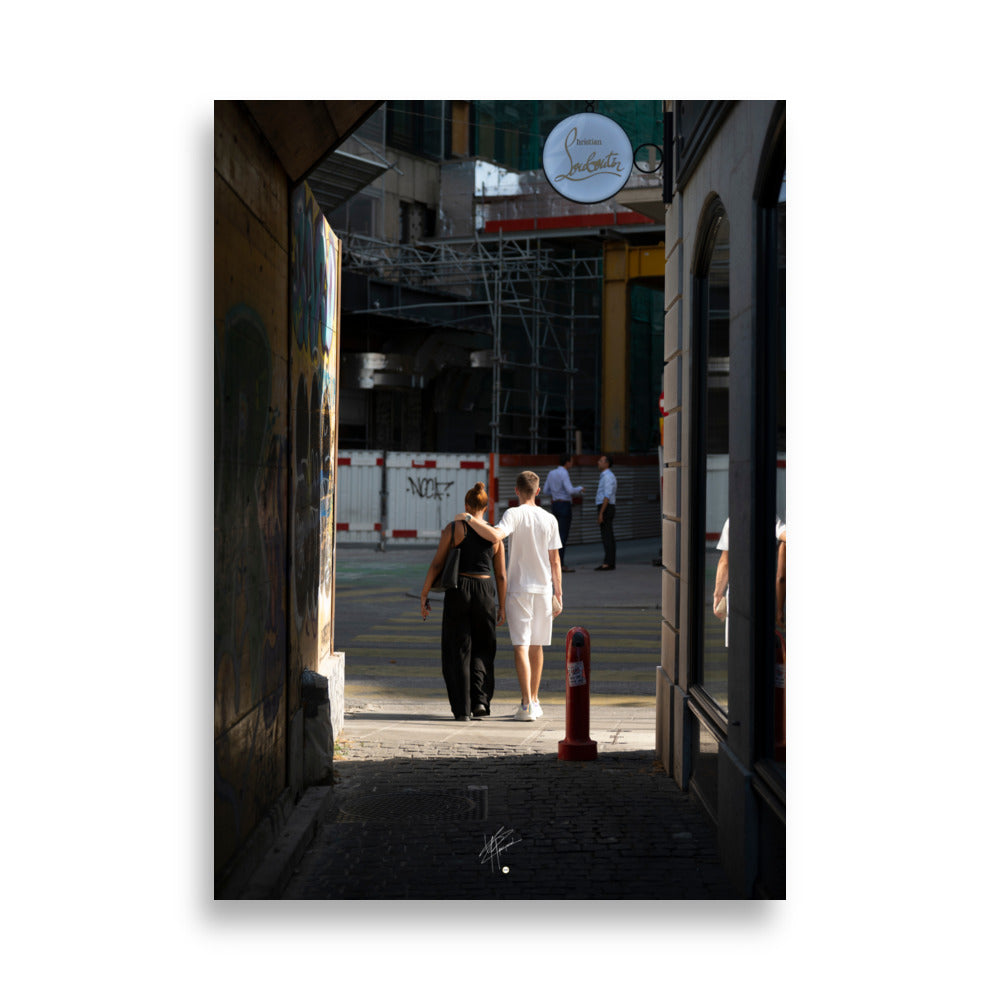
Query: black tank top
457 523 494 575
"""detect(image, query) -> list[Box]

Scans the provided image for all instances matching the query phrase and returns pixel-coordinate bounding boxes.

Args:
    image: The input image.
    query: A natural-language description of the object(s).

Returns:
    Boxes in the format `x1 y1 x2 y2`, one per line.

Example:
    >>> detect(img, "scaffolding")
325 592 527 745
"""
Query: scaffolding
340 231 603 454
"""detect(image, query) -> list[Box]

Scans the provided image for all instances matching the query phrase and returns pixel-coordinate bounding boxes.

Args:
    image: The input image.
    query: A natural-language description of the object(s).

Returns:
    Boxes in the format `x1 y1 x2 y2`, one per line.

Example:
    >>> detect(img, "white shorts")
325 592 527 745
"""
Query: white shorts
505 592 553 647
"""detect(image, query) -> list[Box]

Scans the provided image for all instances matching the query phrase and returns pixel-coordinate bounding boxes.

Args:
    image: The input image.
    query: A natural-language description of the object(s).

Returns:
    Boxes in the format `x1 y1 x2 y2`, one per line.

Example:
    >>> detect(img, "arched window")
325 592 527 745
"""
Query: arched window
692 197 731 717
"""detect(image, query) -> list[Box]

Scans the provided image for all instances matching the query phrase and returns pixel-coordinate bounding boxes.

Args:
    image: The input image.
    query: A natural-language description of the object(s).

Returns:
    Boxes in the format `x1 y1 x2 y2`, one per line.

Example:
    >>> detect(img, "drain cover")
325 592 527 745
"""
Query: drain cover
338 791 477 822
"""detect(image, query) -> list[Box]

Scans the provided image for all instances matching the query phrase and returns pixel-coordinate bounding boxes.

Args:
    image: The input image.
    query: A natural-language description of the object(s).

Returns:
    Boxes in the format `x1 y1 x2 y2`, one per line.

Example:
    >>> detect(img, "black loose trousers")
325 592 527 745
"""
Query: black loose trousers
440 576 497 718
600 503 616 568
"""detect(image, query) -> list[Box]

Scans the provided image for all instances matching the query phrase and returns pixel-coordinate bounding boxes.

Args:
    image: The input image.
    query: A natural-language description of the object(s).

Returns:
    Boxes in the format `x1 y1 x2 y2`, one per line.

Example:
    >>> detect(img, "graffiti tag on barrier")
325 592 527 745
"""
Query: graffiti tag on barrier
407 477 455 501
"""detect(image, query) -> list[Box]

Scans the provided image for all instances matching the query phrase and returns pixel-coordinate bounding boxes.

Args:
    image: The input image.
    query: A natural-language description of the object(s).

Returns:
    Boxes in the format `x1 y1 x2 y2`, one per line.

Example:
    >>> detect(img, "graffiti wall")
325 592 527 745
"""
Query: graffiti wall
214 101 291 881
290 182 340 681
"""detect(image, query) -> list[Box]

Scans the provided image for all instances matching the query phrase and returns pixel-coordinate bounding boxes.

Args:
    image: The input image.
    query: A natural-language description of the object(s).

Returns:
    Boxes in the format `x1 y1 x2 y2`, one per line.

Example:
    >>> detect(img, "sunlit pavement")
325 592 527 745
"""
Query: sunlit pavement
335 537 667 711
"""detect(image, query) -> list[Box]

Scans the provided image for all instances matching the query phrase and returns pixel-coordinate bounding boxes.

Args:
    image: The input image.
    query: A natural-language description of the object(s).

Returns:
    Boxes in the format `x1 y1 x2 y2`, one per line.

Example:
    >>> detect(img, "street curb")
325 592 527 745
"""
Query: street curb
239 785 333 899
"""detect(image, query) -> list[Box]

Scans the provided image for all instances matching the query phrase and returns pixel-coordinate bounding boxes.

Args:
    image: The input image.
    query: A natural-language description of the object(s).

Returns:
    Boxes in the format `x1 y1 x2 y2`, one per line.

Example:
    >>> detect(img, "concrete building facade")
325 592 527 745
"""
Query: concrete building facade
656 100 787 898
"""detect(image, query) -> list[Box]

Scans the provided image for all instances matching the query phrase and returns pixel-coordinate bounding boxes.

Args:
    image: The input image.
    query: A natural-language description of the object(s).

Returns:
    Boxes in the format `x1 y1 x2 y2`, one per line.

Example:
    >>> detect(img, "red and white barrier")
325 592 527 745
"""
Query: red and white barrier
334 451 489 546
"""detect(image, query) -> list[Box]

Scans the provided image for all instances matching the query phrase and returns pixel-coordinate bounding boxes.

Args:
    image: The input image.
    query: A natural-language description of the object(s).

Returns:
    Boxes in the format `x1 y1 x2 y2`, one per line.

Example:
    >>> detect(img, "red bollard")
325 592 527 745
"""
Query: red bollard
558 627 597 761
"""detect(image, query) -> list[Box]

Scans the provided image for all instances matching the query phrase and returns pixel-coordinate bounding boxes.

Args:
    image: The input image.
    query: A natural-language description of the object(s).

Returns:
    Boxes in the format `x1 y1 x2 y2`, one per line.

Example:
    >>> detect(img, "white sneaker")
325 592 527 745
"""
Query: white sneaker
514 703 534 722
530 700 543 719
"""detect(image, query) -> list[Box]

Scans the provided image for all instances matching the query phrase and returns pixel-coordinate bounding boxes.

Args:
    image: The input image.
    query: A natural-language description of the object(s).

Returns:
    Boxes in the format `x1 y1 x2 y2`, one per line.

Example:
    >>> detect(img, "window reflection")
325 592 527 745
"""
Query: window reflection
690 712 720 823
776 171 786 534
699 212 729 713
774 172 786 765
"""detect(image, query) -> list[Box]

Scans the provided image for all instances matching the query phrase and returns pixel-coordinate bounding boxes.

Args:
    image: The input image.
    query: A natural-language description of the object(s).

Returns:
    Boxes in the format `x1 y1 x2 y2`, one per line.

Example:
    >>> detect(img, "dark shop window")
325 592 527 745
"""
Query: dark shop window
693 203 730 715
754 118 787 773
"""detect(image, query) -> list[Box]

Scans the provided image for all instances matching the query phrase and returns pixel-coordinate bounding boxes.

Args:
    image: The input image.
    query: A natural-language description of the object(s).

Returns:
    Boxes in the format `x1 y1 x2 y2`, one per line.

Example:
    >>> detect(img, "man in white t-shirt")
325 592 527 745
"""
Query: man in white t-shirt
713 515 787 647
457 470 562 721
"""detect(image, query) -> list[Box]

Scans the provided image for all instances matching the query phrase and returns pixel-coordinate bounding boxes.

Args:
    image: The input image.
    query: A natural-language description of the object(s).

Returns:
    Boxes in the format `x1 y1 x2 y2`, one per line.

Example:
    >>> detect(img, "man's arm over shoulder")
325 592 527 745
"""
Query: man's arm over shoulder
458 507 513 544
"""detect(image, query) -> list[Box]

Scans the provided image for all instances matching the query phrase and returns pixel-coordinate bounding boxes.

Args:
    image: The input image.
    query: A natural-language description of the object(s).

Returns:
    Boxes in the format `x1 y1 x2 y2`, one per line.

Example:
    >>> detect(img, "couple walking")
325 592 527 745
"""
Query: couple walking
420 471 562 722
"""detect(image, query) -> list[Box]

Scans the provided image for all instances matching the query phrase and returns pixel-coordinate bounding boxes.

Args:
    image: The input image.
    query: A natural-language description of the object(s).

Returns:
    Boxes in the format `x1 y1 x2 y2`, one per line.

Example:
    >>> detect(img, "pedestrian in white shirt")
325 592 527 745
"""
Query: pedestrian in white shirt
458 470 563 721
713 516 787 646
594 454 617 571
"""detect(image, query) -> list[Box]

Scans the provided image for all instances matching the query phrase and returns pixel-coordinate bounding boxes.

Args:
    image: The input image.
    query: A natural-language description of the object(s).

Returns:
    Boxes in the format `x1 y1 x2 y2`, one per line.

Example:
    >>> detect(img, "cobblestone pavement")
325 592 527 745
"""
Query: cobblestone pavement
280 699 733 900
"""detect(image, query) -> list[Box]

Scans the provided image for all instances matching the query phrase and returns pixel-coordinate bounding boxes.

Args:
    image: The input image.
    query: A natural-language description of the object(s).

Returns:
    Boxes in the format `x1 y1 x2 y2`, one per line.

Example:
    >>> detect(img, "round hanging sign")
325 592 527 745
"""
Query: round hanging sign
542 112 631 204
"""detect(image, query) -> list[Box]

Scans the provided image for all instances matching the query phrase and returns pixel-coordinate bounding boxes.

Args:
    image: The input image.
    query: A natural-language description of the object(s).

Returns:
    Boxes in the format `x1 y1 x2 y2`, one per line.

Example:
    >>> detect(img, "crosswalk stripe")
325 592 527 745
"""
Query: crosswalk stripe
380 609 663 616
343 662 660 682
344 652 661 670
364 627 662 640
343 683 656 707
350 642 661 653
348 626 663 636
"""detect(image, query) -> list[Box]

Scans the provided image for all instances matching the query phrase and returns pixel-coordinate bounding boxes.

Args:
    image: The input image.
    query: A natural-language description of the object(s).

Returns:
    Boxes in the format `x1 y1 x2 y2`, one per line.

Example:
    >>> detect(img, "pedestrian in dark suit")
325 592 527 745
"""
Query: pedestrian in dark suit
542 454 584 571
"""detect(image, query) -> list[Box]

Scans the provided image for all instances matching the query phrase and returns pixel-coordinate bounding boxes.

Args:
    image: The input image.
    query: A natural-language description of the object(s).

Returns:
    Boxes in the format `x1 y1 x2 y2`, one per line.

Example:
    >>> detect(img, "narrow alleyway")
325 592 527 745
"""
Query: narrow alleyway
271 538 732 899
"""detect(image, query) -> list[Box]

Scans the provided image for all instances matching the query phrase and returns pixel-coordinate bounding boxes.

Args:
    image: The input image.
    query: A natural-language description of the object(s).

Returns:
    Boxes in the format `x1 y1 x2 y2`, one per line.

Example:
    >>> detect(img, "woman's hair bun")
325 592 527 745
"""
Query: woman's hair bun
465 481 489 508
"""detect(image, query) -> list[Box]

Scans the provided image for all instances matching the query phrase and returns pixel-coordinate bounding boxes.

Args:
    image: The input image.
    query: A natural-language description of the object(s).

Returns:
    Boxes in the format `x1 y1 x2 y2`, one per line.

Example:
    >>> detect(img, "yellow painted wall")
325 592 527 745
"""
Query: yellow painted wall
601 243 665 453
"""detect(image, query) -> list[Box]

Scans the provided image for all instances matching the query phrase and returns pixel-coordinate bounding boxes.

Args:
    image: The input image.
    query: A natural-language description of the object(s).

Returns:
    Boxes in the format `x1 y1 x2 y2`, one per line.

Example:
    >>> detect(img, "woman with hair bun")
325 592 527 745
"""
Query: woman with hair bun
420 482 507 721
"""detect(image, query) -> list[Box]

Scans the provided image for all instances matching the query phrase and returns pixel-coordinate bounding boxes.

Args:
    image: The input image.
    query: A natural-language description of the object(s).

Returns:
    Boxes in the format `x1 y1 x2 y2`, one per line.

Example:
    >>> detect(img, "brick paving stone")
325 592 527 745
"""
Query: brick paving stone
281 739 733 899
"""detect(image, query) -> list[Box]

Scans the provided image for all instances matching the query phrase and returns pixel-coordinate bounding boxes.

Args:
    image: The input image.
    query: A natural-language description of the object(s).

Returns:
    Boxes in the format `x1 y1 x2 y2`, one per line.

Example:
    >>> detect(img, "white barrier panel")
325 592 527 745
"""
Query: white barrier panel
335 451 787 548
386 453 490 546
335 451 384 545
706 454 729 543
335 451 491 547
